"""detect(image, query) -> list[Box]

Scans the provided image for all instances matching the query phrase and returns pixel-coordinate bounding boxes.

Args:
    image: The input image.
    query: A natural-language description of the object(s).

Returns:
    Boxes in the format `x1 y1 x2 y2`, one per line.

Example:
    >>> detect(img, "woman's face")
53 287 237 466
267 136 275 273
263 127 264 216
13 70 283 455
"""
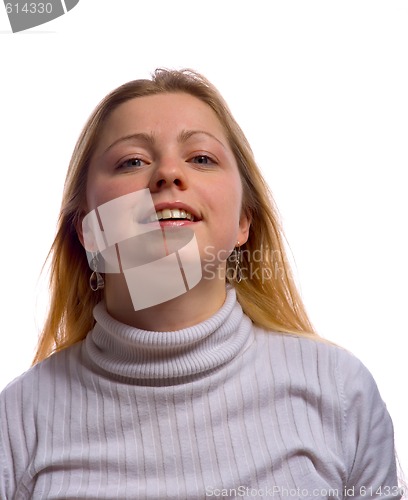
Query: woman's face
85 92 250 274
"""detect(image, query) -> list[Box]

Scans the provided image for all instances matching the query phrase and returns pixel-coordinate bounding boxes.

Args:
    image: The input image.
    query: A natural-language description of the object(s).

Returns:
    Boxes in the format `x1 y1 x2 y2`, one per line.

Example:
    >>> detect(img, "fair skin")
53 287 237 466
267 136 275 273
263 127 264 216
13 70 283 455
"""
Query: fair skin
79 92 250 331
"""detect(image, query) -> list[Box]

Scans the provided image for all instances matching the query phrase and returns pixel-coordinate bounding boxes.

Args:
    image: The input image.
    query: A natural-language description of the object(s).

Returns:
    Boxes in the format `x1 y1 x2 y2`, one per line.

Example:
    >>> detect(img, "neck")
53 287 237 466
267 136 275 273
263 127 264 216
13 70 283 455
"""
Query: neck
87 286 250 385
104 275 228 331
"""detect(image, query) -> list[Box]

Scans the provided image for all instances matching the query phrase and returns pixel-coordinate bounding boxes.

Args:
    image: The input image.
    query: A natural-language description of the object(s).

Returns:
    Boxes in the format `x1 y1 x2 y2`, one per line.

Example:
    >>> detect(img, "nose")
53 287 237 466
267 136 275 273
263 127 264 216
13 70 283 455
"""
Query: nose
148 158 188 192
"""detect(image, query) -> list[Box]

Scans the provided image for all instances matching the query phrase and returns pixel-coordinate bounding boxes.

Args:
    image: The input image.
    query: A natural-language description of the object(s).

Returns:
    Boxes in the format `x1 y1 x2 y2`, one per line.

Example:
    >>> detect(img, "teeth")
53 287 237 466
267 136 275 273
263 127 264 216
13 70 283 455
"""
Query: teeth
147 209 195 223
162 208 172 220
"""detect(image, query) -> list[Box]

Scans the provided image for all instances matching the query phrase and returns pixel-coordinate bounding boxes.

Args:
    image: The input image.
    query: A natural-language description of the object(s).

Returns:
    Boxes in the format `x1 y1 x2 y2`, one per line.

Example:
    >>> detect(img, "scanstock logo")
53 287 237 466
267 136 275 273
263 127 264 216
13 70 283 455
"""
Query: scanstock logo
3 0 79 32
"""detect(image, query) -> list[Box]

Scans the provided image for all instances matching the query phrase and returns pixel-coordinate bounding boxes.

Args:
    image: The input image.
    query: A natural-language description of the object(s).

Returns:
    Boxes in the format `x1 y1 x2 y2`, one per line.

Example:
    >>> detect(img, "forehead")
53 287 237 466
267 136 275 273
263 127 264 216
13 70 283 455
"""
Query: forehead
98 92 227 145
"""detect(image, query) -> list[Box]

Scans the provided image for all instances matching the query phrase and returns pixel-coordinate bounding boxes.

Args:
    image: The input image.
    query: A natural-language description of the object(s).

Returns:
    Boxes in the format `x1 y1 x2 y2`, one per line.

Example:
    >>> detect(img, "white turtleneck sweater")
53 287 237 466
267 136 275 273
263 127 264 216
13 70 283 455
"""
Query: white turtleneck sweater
0 288 401 499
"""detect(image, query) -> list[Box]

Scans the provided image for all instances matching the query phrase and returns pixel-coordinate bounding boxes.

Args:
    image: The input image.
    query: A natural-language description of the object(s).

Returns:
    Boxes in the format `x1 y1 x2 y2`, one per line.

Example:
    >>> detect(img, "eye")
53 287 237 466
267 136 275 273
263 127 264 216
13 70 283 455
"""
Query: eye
190 155 216 165
116 157 147 170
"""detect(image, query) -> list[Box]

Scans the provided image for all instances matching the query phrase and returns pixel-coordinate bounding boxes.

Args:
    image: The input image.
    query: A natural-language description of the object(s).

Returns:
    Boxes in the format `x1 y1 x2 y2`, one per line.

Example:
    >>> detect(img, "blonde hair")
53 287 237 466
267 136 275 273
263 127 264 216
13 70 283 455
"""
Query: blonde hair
33 69 317 365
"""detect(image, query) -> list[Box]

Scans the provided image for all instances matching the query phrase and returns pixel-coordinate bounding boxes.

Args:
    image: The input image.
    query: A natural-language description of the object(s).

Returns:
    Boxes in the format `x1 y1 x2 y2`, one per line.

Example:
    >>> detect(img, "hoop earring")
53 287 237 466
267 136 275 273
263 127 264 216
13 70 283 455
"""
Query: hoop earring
89 253 105 292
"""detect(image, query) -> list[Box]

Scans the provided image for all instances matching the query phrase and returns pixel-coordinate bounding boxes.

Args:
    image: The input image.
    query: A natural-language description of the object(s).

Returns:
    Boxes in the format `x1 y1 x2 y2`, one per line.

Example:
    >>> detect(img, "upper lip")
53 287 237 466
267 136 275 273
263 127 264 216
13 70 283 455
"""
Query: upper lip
145 201 201 222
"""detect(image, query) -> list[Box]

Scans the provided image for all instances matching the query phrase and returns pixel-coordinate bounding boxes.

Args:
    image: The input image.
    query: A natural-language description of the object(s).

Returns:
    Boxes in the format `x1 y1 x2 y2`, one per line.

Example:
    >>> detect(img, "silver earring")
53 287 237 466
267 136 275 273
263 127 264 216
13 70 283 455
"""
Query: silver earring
228 242 243 284
234 245 243 283
89 253 104 292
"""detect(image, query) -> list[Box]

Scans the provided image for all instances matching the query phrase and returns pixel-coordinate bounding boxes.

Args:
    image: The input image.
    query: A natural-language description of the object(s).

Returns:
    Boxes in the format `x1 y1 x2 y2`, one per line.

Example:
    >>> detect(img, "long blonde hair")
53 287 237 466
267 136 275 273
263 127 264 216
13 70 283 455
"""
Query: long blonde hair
33 69 317 365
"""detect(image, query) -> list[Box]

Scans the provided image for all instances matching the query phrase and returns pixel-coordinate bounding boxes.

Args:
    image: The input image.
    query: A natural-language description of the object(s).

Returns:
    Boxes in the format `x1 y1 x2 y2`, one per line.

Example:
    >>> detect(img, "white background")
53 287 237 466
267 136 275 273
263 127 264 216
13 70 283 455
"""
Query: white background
0 0 407 481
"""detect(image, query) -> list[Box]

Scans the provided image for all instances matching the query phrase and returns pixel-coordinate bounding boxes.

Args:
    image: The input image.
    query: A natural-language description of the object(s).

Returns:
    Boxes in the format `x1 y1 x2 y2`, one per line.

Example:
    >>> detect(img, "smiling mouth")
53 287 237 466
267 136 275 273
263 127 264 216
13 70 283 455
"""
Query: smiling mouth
147 208 197 223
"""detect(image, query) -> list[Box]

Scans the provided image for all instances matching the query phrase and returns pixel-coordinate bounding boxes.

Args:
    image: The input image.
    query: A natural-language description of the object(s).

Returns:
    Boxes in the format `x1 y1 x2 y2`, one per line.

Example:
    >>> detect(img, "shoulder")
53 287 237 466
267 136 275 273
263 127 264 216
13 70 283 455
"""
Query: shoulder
0 344 83 476
0 342 83 411
253 327 386 417
0 344 83 497
254 328 399 485
254 327 370 383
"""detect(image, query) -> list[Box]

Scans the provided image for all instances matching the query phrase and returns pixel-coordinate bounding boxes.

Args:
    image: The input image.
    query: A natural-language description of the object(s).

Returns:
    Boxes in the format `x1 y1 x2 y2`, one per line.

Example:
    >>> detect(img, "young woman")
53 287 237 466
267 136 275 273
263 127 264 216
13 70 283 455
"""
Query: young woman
0 69 402 499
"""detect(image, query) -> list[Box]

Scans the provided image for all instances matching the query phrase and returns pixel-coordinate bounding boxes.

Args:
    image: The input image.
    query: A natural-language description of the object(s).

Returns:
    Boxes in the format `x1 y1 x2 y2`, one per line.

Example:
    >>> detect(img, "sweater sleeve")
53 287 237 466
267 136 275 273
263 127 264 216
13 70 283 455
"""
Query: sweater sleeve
0 386 13 500
0 376 30 500
337 349 402 499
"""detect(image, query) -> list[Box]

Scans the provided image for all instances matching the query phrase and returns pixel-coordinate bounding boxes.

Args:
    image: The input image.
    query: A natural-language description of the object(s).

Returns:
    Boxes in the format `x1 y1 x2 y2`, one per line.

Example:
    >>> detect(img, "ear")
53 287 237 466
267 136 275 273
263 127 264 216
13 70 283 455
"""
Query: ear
75 212 86 249
76 208 103 254
237 209 251 245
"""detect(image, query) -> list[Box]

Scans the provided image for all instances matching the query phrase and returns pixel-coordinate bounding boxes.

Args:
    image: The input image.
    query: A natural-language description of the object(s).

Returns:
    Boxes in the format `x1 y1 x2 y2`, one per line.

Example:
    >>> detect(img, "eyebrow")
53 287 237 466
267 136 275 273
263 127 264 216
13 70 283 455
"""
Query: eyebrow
177 130 227 150
102 129 227 156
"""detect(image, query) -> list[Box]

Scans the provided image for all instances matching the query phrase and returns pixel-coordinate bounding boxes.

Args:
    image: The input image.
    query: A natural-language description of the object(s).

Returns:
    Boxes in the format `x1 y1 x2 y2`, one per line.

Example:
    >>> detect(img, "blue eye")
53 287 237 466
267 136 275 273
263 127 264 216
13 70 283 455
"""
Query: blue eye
191 155 214 165
117 158 146 170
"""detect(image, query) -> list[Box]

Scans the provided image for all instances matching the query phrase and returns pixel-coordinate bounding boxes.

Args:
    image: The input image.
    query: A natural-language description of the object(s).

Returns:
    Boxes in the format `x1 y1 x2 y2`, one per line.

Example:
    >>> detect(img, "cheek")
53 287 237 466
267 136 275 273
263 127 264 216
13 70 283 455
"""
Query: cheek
86 176 144 211
221 178 244 222
209 180 244 244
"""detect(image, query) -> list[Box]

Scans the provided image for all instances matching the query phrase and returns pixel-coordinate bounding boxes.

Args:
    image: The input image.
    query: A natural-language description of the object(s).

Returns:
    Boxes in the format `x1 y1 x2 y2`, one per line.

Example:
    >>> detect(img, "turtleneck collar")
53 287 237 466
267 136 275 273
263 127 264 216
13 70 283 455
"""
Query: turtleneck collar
85 287 253 386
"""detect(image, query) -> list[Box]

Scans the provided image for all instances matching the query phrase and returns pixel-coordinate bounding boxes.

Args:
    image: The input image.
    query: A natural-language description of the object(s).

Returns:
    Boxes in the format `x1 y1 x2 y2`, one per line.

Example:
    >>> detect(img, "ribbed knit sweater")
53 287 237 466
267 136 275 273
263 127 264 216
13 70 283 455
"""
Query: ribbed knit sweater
0 288 400 499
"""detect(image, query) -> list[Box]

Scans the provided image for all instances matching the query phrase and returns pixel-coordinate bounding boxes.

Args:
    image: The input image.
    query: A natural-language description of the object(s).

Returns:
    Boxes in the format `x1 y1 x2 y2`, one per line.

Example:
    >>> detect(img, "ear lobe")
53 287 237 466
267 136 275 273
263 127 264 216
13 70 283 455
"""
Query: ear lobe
238 209 252 245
